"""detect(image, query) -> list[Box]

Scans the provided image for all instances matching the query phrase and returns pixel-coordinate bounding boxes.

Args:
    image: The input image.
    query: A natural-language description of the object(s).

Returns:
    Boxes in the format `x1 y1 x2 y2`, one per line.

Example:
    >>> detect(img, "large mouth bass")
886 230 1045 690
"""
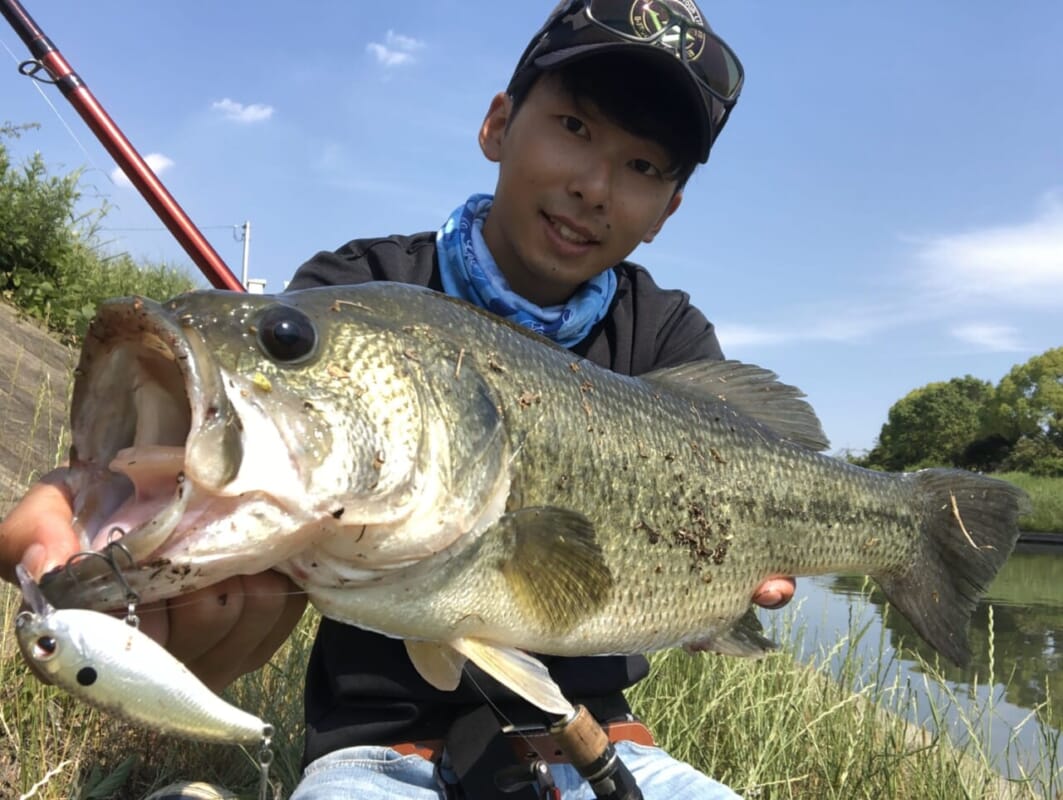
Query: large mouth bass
40 283 1028 713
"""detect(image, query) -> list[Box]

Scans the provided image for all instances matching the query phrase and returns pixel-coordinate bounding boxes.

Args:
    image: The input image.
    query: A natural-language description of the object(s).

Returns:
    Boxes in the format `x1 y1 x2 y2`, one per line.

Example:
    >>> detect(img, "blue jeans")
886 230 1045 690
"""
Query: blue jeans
290 741 742 799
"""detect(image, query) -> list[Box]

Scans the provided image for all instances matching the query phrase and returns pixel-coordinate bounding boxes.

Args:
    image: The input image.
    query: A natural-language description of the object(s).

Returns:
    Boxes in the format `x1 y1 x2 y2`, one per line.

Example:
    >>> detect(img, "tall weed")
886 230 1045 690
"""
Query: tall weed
1 127 199 343
995 472 1063 533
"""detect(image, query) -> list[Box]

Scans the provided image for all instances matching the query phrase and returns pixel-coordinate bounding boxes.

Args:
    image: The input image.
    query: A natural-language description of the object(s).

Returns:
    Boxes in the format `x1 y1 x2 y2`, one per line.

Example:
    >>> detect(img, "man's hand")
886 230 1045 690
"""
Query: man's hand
137 573 307 693
0 469 306 692
0 468 79 583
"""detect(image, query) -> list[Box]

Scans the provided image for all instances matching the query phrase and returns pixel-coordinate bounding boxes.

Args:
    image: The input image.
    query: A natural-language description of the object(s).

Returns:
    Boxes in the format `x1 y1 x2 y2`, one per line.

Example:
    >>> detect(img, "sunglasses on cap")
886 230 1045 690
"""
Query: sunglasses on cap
579 0 744 104
511 0 745 156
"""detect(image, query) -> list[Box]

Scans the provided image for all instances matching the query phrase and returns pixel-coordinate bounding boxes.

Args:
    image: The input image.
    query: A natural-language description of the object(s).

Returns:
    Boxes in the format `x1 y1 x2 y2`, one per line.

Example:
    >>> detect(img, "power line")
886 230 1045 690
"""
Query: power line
103 225 242 233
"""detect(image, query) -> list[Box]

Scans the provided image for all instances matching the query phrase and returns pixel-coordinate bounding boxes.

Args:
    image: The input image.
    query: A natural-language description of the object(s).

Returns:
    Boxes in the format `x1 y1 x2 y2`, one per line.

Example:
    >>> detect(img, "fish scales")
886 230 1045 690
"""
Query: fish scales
411 316 912 636
38 282 1028 714
320 348 918 655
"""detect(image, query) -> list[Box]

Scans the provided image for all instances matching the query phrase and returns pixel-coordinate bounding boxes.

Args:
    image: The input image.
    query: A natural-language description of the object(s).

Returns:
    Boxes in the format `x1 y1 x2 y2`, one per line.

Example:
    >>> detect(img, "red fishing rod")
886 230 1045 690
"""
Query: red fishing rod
1 0 245 291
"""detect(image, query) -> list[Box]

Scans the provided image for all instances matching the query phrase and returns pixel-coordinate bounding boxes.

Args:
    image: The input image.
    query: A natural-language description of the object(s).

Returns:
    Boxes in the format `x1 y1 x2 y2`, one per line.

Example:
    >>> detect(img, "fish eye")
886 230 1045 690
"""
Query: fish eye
256 305 318 364
34 636 58 660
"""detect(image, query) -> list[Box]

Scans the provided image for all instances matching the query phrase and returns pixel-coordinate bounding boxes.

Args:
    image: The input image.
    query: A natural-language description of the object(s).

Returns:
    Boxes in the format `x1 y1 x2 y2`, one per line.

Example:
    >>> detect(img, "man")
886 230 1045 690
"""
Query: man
0 2 794 797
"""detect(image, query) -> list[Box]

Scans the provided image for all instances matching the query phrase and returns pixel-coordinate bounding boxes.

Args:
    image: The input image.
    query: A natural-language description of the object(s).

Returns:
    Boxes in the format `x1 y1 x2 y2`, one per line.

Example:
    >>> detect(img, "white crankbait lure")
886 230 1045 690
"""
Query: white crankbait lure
15 564 270 745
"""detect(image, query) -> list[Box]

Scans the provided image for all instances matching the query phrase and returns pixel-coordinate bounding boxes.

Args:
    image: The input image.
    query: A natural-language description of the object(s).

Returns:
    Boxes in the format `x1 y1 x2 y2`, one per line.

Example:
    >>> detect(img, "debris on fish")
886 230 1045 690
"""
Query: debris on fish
16 565 270 744
39 283 1029 715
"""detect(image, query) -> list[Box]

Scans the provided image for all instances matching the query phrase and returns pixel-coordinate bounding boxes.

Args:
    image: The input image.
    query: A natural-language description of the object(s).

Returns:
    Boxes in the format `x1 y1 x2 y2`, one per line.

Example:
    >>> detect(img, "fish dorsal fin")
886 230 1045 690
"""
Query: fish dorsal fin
405 640 466 691
449 636 574 716
494 507 613 632
642 360 830 451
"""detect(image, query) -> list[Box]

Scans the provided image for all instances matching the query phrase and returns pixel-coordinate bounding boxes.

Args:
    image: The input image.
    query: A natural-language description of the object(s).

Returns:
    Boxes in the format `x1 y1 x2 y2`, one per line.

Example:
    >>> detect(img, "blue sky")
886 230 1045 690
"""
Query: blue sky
3 1 1061 454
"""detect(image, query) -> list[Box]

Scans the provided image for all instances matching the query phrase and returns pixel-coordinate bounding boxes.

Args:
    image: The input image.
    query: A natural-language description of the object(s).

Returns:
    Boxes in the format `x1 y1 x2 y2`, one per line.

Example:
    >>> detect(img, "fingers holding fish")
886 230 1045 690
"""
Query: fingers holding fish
233 573 308 680
752 576 796 610
185 571 307 693
139 571 306 692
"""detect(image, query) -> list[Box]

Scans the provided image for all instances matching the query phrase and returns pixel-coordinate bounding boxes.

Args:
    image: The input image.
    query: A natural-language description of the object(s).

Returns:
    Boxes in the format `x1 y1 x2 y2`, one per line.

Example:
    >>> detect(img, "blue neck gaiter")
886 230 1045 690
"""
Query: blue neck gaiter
436 193 616 347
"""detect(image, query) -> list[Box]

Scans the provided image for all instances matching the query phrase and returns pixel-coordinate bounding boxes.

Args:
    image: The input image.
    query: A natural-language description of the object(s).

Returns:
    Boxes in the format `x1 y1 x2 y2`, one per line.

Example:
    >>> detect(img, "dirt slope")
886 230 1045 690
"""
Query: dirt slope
0 301 74 515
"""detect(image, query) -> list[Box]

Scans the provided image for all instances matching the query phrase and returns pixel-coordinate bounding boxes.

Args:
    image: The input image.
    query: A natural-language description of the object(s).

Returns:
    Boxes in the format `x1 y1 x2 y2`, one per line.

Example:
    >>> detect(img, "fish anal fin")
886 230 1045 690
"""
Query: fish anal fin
450 637 573 716
405 640 466 691
683 608 778 658
496 507 613 633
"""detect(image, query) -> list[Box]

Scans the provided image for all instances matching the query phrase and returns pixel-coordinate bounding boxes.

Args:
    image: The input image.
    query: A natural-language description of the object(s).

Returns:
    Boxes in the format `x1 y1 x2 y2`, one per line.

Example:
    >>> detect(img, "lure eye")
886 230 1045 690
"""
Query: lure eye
33 636 58 660
256 305 318 364
77 666 98 687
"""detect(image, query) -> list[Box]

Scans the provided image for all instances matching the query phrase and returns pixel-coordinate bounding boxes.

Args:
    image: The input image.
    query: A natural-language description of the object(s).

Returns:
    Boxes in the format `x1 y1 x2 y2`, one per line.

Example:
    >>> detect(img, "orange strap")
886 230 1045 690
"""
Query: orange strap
389 719 655 765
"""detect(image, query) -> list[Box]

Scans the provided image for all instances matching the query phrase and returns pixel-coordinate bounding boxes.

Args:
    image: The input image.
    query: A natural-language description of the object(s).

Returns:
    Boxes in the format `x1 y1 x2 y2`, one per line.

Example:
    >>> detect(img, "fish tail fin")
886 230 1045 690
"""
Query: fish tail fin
875 468 1028 666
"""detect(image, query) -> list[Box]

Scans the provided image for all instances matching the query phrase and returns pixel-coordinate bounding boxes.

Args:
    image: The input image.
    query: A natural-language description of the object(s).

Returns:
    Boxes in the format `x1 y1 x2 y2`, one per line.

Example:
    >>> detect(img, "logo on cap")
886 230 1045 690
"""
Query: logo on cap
629 0 706 62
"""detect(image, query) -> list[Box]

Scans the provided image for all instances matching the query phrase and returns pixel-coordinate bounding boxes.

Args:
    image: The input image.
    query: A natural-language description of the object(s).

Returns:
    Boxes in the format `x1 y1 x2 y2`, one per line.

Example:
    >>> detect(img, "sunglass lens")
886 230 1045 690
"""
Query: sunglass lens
690 38 742 100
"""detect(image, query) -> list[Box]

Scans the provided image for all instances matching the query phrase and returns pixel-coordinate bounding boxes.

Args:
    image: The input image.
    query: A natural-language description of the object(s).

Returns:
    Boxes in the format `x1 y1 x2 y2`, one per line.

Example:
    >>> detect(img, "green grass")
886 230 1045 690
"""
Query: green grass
995 472 1063 533
5 594 1061 799
630 602 1061 800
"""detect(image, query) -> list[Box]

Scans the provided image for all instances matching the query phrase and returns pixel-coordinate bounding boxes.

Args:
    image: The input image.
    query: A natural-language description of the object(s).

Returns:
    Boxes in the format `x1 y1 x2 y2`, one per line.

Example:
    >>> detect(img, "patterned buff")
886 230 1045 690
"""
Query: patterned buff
436 193 617 348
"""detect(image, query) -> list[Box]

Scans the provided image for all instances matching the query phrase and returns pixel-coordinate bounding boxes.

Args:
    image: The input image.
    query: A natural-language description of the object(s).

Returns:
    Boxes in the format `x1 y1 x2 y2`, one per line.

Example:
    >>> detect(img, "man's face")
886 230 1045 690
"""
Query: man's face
479 75 683 306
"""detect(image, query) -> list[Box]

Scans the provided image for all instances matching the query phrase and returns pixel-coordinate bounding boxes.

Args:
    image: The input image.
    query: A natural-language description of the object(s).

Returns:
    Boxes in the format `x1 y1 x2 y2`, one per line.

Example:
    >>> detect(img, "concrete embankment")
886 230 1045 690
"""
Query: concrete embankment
0 301 74 513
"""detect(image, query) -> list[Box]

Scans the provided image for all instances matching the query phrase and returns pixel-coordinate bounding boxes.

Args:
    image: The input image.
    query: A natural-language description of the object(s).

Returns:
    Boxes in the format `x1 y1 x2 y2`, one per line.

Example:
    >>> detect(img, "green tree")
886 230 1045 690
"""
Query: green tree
987 347 1063 476
864 376 994 471
987 347 1063 443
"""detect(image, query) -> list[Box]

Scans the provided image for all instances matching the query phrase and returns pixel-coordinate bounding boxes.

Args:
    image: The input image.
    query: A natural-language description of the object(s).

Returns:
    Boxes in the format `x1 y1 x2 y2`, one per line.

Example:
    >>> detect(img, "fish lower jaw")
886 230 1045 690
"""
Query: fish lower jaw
284 523 466 588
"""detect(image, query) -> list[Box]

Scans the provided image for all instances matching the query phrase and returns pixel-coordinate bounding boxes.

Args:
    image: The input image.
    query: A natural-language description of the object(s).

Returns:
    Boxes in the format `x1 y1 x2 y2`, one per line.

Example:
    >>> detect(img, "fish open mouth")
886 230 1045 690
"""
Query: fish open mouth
41 295 245 608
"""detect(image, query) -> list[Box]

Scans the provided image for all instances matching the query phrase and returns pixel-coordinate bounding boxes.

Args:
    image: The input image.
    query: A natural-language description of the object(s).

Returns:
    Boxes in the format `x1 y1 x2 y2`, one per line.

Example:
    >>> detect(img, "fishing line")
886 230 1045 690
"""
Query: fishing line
103 587 310 613
460 663 559 769
0 33 107 180
106 225 241 232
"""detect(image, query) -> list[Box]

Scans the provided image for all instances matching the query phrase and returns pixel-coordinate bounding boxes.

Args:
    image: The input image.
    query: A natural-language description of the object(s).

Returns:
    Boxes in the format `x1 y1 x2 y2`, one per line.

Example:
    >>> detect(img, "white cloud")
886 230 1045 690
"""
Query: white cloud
111 153 174 187
367 30 424 67
913 193 1063 308
718 302 905 349
949 323 1025 352
715 323 787 348
211 98 274 123
702 193 1062 357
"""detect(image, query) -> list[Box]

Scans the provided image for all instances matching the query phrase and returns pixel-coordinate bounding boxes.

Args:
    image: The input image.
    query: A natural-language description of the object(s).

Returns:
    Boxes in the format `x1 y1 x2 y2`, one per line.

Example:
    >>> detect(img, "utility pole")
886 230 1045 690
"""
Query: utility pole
240 220 252 288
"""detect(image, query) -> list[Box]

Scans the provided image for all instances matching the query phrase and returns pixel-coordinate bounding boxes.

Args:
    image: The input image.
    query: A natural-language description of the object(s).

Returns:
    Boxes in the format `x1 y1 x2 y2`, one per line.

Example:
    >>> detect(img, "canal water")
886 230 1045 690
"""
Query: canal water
771 539 1063 788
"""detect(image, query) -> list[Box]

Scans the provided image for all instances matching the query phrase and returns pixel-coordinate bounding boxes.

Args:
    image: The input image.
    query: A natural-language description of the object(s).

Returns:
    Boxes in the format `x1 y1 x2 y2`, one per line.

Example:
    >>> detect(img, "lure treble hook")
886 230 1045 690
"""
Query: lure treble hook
63 536 141 626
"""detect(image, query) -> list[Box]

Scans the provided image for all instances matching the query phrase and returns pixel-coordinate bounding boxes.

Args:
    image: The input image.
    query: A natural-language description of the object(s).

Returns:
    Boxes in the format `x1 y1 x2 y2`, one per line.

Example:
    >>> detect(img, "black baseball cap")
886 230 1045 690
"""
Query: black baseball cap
507 0 745 162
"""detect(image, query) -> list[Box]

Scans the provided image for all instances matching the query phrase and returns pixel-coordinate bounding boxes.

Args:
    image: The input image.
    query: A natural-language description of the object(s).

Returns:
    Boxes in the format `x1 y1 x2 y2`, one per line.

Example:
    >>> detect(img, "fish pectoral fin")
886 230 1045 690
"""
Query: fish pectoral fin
495 507 613 632
683 608 778 658
449 637 574 716
405 640 467 691
642 360 830 451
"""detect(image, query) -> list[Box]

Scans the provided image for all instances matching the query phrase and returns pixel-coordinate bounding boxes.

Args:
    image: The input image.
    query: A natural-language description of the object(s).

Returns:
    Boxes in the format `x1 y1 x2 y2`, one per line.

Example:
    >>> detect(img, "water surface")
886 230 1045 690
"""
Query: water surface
775 540 1063 787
